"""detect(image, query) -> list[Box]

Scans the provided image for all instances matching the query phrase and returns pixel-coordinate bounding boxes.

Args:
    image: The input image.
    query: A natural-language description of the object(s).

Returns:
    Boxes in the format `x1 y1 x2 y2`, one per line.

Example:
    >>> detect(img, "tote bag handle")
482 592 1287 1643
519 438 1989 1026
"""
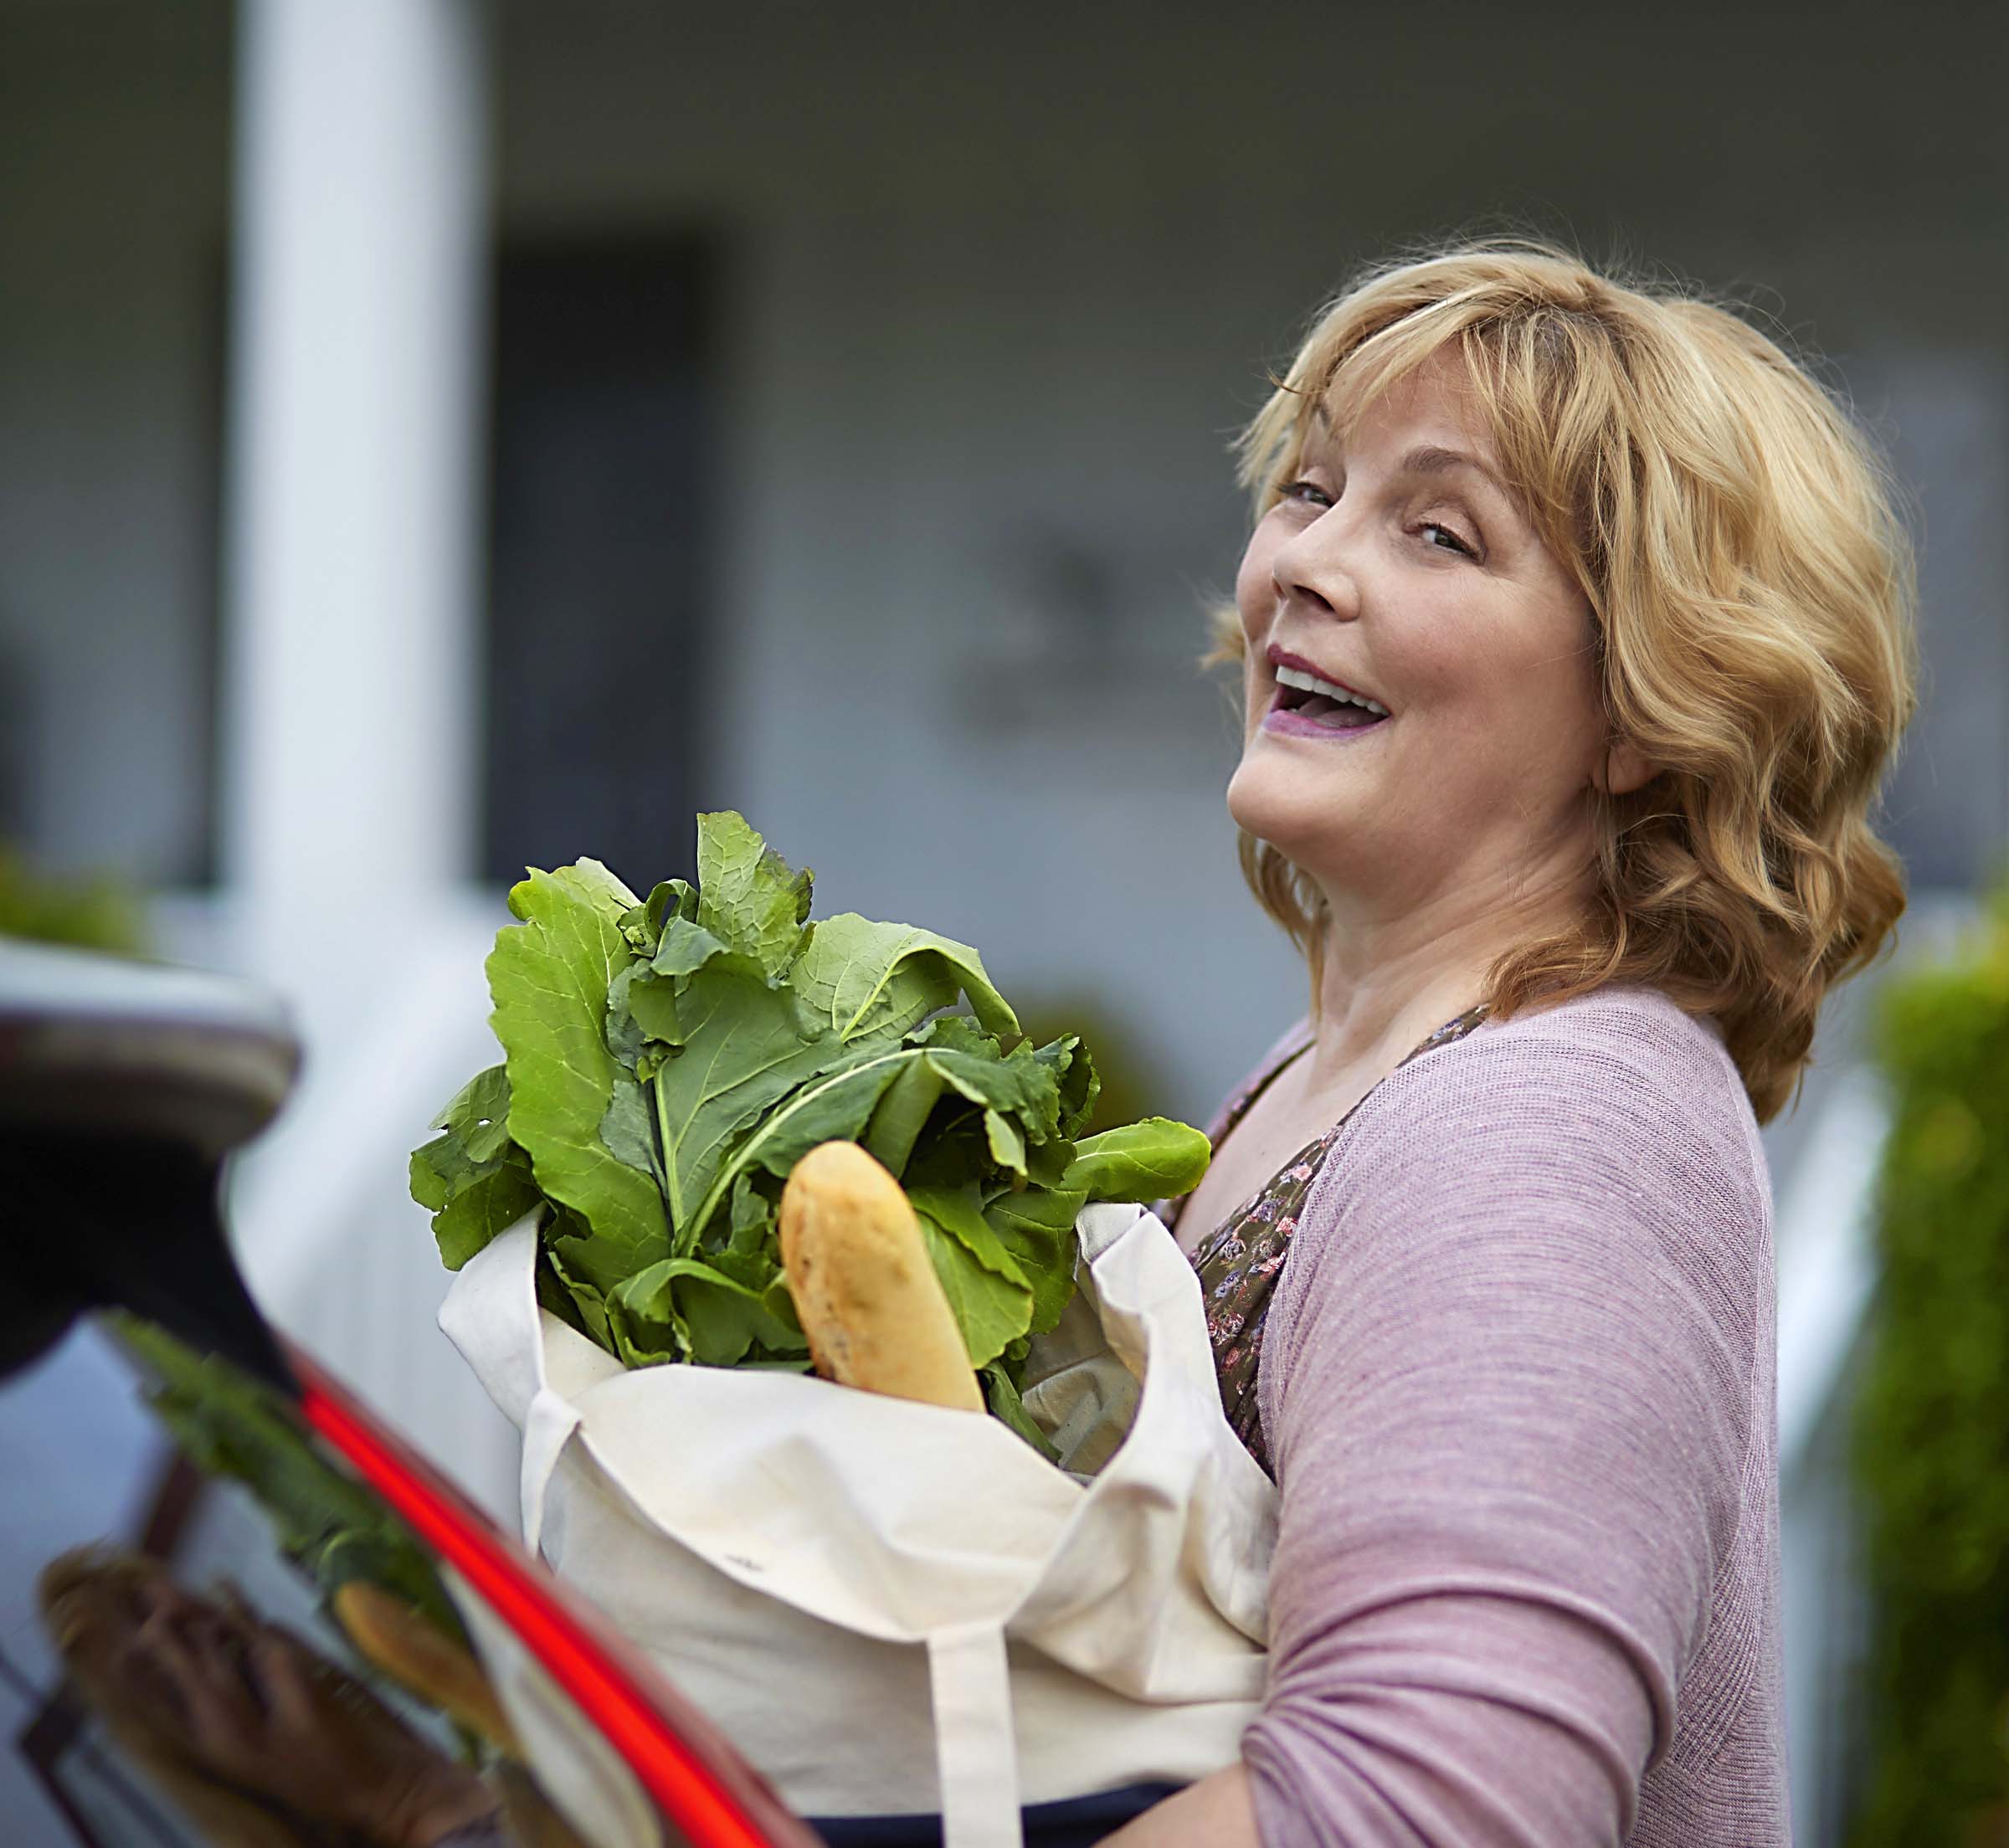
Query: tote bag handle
927 1618 1024 1848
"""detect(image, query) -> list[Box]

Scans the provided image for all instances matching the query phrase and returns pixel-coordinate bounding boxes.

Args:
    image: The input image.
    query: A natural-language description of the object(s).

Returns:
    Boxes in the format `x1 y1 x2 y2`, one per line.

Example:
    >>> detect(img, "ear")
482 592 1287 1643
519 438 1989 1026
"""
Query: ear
1598 740 1657 798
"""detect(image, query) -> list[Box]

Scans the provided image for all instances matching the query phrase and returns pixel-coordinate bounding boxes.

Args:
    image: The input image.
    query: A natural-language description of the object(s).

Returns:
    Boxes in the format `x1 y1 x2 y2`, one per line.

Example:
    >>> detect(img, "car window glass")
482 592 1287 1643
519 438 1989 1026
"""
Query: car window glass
2 1317 678 1848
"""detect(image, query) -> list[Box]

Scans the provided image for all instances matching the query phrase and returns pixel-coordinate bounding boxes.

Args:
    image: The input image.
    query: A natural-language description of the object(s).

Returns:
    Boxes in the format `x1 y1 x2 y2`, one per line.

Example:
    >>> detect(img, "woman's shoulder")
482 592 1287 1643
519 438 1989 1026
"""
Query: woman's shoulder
1411 983 1751 1126
1338 982 1770 1219
1268 983 1775 1388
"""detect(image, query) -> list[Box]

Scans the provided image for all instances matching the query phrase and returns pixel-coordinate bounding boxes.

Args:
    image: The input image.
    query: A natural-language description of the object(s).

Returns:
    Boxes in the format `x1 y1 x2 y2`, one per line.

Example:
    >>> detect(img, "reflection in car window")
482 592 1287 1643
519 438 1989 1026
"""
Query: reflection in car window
3 1317 660 1847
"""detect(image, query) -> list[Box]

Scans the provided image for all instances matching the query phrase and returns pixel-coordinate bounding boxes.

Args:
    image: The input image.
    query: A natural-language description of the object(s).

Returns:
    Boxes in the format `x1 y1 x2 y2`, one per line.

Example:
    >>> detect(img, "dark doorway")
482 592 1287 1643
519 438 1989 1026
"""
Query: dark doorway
483 238 715 891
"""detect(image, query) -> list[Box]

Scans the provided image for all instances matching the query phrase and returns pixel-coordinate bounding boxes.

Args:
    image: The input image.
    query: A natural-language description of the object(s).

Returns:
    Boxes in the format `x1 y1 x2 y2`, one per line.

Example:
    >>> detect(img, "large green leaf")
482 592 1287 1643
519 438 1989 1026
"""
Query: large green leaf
862 1055 947 1177
647 961 849 1240
547 858 645 921
909 1182 1034 1367
924 1037 1063 1145
488 866 667 1294
908 1181 1031 1286
409 1065 541 1269
689 1046 914 1233
912 1207 1034 1369
1063 1116 1211 1203
615 1257 805 1367
695 811 813 980
984 1183 1085 1336
411 1142 542 1270
792 913 1018 1045
430 1064 514 1162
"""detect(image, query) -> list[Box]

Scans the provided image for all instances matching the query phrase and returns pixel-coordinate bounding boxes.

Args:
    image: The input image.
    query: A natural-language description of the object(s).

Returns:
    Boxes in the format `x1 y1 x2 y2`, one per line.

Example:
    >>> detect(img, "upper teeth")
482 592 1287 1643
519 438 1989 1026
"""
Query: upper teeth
1277 665 1388 716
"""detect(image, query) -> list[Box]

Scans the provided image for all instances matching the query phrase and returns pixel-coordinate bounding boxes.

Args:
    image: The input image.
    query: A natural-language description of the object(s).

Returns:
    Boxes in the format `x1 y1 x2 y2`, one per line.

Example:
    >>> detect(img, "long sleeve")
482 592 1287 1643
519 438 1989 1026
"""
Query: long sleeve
1238 991 1780 1847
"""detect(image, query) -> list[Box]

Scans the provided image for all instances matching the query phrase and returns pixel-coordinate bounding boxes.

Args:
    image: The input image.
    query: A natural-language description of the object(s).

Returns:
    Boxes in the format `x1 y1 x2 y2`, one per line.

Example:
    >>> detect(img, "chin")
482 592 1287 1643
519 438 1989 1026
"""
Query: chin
1225 752 1342 877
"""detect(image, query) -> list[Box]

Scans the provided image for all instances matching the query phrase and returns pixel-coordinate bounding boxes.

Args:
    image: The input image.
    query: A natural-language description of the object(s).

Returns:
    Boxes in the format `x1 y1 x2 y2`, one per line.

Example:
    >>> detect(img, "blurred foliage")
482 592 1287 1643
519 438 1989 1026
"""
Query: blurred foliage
1849 884 2009 1845
116 1314 466 1644
0 843 146 954
1010 995 1159 1142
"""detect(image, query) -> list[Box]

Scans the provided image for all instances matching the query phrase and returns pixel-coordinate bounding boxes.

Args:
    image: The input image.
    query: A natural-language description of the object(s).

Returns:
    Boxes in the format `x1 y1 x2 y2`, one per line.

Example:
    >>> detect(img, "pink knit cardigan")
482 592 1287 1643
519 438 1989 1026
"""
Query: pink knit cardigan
1220 984 1790 1845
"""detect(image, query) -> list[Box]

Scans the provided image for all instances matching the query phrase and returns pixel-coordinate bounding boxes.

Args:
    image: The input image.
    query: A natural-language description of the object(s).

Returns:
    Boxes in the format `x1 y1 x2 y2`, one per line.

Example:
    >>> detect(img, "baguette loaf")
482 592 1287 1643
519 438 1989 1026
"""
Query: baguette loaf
778 1141 984 1413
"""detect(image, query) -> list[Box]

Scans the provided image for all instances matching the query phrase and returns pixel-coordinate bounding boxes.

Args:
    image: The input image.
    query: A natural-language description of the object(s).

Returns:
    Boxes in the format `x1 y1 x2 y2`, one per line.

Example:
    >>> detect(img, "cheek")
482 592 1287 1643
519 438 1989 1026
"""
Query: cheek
1448 623 1606 783
1234 528 1277 639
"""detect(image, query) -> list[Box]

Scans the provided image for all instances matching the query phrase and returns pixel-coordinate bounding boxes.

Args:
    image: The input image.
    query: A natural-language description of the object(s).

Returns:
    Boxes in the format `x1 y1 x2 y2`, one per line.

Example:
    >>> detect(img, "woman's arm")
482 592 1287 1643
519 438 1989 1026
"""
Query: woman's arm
1225 1007 1772 1845
1097 1763 1259 1846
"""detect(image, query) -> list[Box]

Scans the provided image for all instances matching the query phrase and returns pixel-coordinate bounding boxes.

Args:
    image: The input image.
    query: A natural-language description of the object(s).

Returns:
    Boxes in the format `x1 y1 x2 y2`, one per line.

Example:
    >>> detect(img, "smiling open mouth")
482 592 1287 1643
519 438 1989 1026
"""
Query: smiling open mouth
1267 665 1390 734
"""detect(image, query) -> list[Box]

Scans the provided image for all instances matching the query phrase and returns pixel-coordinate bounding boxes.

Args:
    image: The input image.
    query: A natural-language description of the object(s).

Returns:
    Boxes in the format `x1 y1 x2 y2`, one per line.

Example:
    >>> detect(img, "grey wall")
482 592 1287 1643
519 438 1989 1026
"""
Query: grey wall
3 0 2004 1117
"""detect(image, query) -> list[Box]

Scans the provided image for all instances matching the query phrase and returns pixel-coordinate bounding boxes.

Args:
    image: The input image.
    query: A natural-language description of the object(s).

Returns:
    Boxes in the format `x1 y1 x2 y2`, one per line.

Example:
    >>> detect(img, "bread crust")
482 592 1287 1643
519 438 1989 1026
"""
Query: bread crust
778 1141 984 1413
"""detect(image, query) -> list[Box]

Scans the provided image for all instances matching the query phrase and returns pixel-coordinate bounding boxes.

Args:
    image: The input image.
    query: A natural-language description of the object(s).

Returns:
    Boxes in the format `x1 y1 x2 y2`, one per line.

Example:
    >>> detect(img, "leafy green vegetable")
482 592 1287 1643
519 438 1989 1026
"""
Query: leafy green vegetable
695 810 814 979
793 913 1017 1045
486 863 667 1297
981 1363 1059 1463
411 1142 542 1271
409 1065 542 1270
984 1183 1087 1337
916 1214 1033 1371
1063 1118 1212 1203
412 812 1212 1445
863 1056 948 1176
908 1182 1037 1367
691 1049 912 1229
650 963 850 1237
614 1256 804 1368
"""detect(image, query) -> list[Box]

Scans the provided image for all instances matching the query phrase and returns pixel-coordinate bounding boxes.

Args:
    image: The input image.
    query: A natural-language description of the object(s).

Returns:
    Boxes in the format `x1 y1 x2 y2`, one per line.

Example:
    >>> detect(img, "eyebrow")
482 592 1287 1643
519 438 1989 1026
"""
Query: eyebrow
1297 413 1522 524
1397 445 1511 499
1300 413 1508 495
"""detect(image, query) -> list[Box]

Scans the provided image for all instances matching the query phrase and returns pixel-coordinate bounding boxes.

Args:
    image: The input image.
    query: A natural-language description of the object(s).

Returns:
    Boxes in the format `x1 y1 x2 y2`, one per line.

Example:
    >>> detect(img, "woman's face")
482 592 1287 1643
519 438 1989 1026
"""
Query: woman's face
1228 350 1618 924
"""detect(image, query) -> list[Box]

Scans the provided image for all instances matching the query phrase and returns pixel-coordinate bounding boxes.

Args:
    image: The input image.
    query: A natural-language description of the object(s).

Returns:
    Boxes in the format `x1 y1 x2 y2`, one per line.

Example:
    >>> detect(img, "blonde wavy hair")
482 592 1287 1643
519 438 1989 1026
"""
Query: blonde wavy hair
1217 241 1919 1123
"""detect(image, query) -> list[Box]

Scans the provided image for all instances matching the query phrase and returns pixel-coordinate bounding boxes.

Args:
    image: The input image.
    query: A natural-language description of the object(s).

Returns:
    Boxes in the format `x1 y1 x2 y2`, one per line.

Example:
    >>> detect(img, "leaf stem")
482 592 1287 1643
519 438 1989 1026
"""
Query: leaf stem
685 1045 918 1236
653 1074 689 1250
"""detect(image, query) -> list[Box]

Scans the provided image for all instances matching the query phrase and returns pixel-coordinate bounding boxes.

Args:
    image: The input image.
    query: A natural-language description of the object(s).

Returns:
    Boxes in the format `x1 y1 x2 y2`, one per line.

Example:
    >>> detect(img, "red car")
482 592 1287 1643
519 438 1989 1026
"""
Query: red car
0 940 818 1848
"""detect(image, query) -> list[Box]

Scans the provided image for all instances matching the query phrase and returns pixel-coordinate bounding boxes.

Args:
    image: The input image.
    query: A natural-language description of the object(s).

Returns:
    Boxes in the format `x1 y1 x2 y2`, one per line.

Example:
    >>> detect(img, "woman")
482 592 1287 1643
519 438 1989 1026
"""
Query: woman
1107 244 1915 1845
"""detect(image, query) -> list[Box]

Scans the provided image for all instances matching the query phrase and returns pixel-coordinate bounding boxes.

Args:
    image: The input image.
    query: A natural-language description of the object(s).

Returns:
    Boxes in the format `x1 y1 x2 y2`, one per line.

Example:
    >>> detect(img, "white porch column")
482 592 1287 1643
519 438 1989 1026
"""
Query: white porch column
217 0 518 1522
220 0 488 989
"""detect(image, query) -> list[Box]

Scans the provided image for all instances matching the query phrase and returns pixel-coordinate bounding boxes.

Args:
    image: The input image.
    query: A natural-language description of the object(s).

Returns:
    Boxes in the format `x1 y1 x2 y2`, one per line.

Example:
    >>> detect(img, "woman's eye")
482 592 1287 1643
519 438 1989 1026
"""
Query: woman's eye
1278 479 1333 510
1419 521 1476 557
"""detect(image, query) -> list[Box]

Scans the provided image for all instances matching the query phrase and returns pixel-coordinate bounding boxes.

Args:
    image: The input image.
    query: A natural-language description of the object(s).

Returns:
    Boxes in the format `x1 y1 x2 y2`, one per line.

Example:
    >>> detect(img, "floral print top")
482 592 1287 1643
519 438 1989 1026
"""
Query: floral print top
1164 1003 1493 1477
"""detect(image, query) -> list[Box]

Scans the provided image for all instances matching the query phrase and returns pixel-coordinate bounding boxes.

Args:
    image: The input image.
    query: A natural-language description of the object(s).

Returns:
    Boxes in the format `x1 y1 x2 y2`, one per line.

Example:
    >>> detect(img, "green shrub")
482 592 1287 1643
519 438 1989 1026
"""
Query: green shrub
0 844 144 955
1849 886 2009 1845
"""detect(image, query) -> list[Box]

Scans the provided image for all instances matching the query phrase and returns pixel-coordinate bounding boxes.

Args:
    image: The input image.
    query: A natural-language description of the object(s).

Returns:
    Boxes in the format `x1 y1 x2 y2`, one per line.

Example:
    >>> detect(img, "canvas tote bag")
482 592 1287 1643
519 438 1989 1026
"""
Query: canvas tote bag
439 1201 1277 1848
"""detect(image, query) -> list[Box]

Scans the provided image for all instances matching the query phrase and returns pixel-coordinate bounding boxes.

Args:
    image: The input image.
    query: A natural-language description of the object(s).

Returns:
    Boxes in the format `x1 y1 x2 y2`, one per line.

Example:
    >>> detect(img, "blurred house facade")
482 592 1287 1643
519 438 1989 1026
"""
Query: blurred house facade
3 3 2005 1839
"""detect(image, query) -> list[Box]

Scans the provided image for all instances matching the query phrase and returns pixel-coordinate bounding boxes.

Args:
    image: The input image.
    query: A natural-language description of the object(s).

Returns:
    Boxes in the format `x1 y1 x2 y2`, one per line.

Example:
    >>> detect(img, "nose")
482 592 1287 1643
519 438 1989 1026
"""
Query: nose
1267 504 1363 624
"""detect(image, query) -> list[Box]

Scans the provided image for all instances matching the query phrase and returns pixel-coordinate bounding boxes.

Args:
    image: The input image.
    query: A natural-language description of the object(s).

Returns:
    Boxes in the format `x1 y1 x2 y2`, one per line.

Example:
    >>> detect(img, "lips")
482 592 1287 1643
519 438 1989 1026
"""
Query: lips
1264 644 1387 714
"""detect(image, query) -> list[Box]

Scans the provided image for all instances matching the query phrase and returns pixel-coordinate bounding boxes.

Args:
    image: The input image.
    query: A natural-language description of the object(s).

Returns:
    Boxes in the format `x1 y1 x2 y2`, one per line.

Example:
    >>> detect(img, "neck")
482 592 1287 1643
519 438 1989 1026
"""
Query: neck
1300 860 1587 1098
